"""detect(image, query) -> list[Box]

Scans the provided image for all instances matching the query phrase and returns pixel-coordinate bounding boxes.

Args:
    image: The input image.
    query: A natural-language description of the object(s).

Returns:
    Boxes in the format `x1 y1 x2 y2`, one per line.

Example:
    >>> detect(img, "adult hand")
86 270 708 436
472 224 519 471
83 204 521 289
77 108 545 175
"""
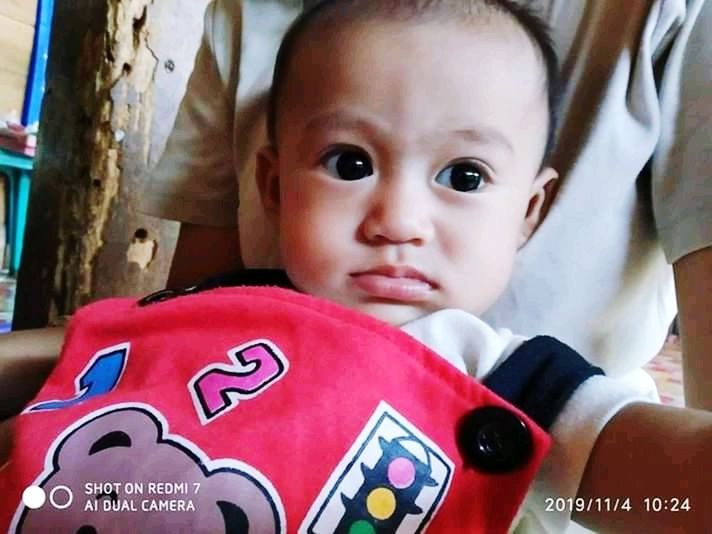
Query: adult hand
167 222 243 288
0 326 65 420
674 246 712 410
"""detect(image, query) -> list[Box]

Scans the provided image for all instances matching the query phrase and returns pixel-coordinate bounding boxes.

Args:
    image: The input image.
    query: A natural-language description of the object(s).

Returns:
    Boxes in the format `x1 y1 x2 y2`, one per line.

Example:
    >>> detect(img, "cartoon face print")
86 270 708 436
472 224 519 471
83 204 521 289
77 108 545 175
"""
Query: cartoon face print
13 405 285 533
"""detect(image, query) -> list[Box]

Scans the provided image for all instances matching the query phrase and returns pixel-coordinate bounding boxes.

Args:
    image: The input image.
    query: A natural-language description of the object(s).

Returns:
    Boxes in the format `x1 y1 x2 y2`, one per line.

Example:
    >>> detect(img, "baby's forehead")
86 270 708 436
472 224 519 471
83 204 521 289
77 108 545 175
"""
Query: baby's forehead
288 11 547 99
298 6 537 54
289 17 547 110
269 3 555 163
298 15 539 80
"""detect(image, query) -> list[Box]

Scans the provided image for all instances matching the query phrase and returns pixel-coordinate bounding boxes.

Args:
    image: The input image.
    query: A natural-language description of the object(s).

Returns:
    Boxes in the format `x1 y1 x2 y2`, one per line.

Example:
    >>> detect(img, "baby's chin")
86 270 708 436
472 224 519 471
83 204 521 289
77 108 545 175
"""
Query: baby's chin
344 300 432 327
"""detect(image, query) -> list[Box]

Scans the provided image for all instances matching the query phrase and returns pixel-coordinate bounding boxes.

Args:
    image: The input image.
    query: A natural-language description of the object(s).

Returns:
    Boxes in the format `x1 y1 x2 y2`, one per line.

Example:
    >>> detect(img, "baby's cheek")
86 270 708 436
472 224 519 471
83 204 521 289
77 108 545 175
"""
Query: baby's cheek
280 225 337 288
451 243 516 313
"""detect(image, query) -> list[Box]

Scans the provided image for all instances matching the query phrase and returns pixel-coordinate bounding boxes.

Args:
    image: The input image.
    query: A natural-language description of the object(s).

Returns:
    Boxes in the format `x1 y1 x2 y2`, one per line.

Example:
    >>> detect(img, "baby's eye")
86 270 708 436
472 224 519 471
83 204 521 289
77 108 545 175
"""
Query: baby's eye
321 148 374 181
435 162 487 192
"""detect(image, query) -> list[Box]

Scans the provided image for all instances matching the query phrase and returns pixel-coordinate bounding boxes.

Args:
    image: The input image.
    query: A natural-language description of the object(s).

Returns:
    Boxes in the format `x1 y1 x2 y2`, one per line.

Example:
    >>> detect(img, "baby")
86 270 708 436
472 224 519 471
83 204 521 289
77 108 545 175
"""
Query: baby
1 1 710 533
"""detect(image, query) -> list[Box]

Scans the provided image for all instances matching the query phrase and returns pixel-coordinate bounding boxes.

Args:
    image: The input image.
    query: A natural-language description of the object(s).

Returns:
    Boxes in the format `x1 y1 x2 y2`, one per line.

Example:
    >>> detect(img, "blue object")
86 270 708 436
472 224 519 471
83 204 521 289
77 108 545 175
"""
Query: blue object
0 149 33 273
0 0 55 275
22 0 55 126
28 345 128 411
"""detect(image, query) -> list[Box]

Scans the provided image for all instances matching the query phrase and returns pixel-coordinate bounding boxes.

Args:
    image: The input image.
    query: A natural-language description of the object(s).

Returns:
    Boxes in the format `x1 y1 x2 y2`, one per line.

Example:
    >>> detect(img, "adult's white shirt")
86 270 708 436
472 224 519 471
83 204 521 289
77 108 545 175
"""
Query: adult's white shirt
138 0 712 376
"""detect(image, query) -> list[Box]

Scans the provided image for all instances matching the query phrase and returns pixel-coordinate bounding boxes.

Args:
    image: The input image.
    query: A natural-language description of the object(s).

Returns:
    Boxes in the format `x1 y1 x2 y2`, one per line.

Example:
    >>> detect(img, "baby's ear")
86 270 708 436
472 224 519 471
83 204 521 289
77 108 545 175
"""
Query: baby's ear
518 167 558 248
255 145 281 220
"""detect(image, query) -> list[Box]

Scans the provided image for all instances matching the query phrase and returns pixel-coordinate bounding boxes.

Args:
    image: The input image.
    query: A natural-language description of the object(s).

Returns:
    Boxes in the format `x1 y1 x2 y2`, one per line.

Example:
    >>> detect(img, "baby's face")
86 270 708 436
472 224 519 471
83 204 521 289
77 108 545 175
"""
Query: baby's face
259 18 556 325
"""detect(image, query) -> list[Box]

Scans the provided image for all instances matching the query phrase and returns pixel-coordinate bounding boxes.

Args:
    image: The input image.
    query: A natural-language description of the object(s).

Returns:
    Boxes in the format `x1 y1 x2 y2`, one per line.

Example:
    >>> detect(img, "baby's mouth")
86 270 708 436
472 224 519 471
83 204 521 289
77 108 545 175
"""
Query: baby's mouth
350 266 437 302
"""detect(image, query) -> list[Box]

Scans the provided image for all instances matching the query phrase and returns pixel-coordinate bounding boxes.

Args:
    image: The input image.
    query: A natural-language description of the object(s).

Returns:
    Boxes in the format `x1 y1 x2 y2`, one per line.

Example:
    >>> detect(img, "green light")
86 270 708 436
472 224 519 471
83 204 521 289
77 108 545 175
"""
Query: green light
349 519 376 534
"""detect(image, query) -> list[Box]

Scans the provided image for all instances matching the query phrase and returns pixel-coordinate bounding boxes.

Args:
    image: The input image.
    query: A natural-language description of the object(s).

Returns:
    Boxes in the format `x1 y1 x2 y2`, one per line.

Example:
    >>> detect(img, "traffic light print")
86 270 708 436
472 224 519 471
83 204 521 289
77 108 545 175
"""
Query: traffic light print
300 401 453 534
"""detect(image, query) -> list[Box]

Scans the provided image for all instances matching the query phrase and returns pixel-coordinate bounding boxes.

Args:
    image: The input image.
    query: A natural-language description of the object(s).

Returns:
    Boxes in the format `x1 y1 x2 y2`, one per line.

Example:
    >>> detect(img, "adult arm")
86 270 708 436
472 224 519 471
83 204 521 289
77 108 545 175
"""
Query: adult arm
0 327 65 420
138 0 243 272
574 401 712 533
0 416 12 463
674 247 712 410
166 222 243 288
142 1 296 284
653 0 712 409
137 1 248 287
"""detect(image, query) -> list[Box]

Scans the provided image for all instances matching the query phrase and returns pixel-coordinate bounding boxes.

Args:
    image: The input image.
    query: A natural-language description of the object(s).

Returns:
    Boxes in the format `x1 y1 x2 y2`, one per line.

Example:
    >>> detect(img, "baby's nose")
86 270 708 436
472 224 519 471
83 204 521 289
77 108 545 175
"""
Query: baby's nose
360 183 435 245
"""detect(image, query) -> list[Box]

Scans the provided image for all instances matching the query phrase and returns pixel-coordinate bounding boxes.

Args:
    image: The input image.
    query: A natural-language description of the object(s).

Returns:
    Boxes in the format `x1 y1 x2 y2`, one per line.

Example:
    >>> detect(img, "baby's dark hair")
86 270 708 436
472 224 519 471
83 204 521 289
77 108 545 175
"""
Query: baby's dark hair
266 0 560 168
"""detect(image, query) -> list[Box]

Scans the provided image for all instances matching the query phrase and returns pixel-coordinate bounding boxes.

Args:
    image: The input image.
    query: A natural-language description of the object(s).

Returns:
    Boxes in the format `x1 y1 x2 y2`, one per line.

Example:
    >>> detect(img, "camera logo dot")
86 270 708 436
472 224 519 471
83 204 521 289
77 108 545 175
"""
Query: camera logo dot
22 485 74 510
22 486 46 509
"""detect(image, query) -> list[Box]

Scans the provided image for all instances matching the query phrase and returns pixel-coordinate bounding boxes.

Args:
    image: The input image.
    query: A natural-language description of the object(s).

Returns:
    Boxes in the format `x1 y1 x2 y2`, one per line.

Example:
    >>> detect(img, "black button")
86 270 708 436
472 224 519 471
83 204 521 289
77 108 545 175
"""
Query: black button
457 405 532 473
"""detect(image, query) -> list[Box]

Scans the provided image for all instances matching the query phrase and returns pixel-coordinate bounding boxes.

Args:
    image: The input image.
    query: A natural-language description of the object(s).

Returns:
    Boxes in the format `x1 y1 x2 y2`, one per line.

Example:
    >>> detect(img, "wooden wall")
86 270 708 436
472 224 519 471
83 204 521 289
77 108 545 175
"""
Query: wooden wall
0 0 38 117
14 0 211 329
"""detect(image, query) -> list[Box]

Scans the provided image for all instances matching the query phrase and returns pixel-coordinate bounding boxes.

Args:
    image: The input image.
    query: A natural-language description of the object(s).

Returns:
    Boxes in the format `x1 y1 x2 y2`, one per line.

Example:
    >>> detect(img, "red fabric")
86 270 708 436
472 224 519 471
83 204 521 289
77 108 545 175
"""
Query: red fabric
0 287 550 533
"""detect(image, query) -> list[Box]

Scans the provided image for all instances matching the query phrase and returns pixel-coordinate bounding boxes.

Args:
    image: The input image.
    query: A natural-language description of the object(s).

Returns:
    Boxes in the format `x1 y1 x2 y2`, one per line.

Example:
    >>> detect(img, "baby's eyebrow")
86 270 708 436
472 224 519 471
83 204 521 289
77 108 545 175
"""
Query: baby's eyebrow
302 109 515 156
447 128 515 155
304 109 389 137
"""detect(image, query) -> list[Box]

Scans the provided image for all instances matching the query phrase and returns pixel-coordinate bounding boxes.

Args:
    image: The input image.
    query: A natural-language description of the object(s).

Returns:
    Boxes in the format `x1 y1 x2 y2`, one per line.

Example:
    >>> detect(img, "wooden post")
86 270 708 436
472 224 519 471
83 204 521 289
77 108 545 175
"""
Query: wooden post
14 0 210 329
